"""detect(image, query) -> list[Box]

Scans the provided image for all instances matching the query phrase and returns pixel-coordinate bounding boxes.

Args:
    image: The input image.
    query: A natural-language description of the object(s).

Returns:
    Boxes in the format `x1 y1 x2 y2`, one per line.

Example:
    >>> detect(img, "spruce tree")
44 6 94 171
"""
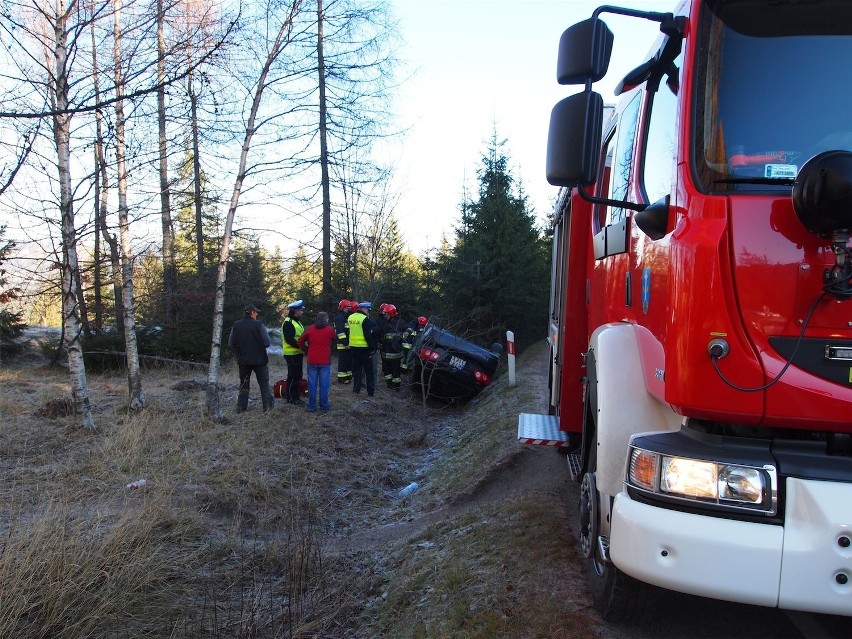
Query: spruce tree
442 132 550 349
0 226 26 359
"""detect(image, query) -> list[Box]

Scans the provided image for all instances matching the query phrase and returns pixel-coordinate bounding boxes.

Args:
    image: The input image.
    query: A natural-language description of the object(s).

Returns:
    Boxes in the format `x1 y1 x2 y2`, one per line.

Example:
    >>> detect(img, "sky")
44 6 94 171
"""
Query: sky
387 0 676 254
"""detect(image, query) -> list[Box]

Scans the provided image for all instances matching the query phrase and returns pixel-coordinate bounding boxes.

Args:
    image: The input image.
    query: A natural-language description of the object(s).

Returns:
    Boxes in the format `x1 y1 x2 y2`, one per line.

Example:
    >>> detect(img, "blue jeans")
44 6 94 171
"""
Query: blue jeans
306 363 331 411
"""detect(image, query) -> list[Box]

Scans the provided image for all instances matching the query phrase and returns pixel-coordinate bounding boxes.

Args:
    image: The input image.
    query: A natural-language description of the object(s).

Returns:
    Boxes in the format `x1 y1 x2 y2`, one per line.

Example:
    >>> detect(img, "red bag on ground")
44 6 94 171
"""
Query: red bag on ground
273 379 308 398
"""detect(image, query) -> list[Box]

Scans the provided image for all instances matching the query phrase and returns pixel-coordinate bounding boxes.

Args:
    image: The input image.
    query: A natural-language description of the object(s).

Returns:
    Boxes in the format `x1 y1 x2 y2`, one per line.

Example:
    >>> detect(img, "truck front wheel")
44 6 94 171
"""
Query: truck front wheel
579 448 646 621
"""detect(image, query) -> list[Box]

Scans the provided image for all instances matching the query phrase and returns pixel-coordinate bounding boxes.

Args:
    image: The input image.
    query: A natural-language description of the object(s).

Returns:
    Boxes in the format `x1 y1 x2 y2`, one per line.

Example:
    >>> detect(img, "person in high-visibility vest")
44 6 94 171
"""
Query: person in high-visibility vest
345 301 378 397
281 299 306 405
334 299 353 384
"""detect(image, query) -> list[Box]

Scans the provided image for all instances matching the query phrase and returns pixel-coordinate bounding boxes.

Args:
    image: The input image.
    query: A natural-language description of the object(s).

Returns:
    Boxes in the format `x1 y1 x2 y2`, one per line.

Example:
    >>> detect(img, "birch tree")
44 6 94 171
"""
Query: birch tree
111 0 145 411
49 0 96 428
205 0 304 420
90 8 123 331
0 0 234 424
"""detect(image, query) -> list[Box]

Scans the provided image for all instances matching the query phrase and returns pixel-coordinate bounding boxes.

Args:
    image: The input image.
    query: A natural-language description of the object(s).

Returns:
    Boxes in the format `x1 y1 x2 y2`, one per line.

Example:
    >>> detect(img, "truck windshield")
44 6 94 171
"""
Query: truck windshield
693 0 852 193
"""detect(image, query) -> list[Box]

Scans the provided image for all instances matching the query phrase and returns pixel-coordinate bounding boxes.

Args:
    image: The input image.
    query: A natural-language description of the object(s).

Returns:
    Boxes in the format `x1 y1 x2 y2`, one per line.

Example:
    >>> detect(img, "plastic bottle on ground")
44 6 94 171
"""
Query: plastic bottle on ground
398 481 419 497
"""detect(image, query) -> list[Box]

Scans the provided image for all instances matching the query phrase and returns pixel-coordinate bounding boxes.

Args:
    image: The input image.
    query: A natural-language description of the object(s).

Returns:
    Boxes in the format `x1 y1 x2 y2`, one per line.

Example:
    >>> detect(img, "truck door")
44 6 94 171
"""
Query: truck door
590 92 642 327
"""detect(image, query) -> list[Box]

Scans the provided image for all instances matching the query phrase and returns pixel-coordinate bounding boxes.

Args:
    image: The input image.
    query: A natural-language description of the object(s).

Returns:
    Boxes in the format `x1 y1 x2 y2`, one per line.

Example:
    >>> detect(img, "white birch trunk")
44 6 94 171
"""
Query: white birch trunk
206 1 301 419
113 0 145 411
52 0 94 429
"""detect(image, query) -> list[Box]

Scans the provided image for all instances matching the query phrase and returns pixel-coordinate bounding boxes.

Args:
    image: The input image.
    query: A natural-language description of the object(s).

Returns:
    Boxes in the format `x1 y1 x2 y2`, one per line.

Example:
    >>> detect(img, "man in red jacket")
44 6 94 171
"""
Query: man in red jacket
297 311 337 412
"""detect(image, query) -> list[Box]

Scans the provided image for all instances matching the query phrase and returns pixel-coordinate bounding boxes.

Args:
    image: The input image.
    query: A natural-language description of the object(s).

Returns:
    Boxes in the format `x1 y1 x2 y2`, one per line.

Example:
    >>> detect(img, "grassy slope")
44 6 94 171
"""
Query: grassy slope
352 342 600 639
0 341 599 638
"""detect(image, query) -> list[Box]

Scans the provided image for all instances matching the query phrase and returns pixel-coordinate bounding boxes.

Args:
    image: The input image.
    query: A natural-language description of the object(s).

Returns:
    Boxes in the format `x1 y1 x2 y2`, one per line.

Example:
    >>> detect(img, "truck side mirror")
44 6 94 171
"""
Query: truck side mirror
546 90 604 187
557 17 614 84
634 195 670 240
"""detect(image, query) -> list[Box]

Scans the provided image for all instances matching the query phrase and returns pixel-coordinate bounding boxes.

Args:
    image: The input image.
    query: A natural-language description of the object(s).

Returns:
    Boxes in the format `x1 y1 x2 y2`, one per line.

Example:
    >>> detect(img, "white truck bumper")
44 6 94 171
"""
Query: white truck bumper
610 478 852 615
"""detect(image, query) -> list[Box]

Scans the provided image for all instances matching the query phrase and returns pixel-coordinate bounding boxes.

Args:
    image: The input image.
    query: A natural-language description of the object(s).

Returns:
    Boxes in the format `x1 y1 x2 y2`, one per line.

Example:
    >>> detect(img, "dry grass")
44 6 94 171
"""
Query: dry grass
0 495 193 638
354 345 600 639
0 342 592 638
0 354 463 638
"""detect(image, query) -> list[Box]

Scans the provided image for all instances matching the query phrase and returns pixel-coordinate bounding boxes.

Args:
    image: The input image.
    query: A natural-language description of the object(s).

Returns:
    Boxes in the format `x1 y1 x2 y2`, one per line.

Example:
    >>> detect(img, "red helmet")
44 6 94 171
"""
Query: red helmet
338 299 350 311
378 303 389 313
417 316 427 327
384 304 398 318
348 300 360 312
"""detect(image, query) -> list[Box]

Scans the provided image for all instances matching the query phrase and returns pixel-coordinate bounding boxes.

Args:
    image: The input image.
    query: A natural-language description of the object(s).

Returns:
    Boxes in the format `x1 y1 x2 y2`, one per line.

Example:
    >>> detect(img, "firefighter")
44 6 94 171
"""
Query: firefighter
400 315 428 375
374 303 391 385
379 303 407 390
334 298 353 384
345 301 378 396
403 315 429 378
281 299 306 406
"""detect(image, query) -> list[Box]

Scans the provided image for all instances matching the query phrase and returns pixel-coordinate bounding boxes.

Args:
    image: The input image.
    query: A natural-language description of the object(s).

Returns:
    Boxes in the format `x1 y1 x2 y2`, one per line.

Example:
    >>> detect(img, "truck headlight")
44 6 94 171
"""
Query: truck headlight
628 447 776 515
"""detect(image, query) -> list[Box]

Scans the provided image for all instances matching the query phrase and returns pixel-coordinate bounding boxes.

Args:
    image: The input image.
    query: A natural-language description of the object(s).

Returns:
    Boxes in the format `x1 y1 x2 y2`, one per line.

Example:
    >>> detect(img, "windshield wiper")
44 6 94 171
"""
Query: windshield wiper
714 177 794 185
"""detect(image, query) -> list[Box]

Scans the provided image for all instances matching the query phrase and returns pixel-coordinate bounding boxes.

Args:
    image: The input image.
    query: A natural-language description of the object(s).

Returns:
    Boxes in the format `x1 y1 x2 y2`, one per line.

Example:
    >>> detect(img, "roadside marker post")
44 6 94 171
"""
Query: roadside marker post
506 330 516 386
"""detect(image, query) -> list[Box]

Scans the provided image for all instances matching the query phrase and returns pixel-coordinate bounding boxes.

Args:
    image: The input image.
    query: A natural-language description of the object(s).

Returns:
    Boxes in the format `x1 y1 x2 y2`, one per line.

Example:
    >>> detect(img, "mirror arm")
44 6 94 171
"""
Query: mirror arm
576 185 647 212
593 6 673 24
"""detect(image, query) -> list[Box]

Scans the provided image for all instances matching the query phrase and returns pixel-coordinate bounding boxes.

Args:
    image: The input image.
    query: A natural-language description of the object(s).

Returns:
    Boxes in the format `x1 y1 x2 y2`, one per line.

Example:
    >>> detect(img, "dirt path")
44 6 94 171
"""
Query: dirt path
331 342 569 553
337 342 852 639
334 441 571 555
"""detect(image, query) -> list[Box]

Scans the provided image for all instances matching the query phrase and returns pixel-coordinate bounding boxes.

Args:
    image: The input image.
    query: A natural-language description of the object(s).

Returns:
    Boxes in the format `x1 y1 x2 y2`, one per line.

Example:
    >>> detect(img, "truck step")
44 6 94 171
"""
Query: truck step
567 452 583 481
517 413 570 447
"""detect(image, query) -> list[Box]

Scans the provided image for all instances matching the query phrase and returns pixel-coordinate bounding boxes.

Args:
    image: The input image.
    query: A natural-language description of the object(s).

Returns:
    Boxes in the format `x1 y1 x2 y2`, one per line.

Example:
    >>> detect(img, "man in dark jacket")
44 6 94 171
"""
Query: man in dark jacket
228 304 273 412
345 301 378 397
378 303 407 390
334 299 353 384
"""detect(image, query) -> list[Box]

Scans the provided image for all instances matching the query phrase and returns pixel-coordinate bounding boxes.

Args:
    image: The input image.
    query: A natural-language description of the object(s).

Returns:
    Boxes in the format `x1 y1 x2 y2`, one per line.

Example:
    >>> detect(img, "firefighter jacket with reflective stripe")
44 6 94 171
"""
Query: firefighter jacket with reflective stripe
381 316 408 359
335 310 350 350
281 316 305 355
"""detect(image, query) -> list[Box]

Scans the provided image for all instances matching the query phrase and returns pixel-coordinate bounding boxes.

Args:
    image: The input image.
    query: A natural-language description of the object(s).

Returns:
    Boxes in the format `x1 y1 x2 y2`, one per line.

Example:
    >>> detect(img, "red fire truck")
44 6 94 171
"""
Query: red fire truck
518 0 852 621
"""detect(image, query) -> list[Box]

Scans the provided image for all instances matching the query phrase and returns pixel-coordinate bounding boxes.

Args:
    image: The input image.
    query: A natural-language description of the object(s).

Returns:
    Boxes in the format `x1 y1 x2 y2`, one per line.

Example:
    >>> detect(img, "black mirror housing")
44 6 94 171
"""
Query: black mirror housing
546 91 604 187
634 195 671 240
557 18 614 84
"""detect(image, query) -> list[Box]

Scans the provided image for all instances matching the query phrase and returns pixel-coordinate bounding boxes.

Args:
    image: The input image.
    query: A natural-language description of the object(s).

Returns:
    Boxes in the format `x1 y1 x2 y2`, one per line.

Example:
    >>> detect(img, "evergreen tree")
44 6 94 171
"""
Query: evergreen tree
416 240 451 322
174 148 222 275
441 132 550 349
262 247 291 320
0 226 26 359
371 217 420 314
282 245 322 312
228 241 273 310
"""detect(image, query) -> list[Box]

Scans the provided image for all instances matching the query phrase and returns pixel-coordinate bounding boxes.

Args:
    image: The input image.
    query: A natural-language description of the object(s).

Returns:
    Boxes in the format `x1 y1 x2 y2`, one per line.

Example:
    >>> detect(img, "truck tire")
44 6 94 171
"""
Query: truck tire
579 438 646 622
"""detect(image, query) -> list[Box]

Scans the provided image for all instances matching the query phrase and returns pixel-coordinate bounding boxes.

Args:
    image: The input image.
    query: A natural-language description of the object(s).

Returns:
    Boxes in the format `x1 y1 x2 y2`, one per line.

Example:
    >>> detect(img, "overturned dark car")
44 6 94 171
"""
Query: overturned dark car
408 324 503 401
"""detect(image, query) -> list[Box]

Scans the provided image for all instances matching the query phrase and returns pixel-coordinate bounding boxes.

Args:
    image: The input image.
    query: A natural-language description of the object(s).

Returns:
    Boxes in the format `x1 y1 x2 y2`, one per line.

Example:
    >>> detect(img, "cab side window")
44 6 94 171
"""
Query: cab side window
594 131 615 236
642 54 681 204
607 93 642 226
593 94 641 260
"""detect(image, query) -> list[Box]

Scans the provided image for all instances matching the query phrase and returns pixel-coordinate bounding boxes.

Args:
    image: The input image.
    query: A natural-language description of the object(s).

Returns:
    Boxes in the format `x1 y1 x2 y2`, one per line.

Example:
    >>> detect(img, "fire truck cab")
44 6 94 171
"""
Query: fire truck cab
519 0 852 621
